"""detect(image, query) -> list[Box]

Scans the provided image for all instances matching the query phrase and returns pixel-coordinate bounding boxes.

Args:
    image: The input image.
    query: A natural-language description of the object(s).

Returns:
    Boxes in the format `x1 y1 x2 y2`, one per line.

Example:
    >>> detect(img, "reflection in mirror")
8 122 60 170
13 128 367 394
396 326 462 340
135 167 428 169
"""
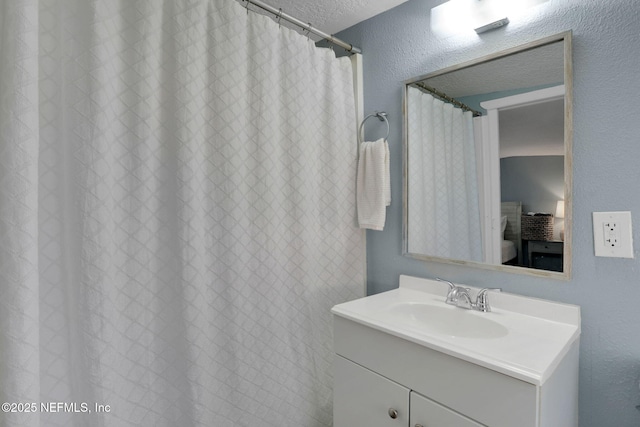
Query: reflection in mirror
403 32 572 278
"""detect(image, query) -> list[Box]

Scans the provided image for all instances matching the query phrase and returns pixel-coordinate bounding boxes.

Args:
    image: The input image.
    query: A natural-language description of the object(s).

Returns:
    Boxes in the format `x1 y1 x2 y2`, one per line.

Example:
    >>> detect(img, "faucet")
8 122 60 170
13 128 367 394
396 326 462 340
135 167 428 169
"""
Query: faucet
436 278 501 312
475 288 502 312
436 278 458 305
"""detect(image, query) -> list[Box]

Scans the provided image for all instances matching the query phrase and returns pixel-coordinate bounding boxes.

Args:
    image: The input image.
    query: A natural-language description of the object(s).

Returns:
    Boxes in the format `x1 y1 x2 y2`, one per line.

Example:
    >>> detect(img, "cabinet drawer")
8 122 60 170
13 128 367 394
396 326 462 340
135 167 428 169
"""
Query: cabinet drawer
529 241 563 254
411 391 484 427
334 316 538 427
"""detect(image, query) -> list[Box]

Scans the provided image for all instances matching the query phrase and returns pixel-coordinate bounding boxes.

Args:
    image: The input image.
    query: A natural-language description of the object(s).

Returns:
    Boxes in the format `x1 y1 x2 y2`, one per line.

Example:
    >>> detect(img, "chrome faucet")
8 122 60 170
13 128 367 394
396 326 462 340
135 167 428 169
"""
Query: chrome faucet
436 278 471 307
436 278 501 312
475 288 502 312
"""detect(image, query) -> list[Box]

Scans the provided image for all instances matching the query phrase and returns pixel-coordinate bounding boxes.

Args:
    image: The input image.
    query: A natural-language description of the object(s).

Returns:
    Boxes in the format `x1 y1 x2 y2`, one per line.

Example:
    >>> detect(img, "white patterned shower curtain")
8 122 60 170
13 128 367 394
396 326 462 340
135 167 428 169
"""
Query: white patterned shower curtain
407 87 482 262
0 1 364 426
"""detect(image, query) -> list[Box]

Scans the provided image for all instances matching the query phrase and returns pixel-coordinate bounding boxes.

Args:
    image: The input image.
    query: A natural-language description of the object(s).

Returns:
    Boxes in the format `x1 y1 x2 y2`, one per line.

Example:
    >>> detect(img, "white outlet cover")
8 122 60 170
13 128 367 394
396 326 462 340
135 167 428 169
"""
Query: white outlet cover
592 211 634 258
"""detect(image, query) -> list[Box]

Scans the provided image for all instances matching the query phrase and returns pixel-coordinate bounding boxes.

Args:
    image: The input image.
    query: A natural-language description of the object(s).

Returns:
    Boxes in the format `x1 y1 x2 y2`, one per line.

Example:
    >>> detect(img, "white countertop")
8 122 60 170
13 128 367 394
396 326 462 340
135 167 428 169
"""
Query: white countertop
331 275 581 385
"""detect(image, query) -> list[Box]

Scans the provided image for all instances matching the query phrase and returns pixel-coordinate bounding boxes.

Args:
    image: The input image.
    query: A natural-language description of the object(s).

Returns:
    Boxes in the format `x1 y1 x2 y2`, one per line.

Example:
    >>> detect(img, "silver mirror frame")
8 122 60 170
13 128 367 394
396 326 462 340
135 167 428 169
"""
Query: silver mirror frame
402 31 573 280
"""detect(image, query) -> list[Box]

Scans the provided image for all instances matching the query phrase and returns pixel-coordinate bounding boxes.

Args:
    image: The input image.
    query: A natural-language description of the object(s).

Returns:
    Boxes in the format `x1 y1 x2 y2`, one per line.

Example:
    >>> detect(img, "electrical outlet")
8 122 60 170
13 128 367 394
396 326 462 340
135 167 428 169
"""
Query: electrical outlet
593 211 634 258
603 221 619 247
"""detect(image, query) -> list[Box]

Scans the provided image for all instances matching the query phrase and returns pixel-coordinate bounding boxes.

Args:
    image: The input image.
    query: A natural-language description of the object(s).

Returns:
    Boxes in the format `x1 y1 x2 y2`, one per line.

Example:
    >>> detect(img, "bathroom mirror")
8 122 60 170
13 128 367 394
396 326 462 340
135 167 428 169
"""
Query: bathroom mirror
403 32 572 279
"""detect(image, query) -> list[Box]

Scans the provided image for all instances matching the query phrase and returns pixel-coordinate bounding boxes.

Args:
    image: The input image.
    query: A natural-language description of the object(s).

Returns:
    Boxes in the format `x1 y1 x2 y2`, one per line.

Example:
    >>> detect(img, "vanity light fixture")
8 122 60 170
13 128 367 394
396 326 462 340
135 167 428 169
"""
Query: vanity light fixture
471 0 510 33
431 0 549 36
474 17 509 34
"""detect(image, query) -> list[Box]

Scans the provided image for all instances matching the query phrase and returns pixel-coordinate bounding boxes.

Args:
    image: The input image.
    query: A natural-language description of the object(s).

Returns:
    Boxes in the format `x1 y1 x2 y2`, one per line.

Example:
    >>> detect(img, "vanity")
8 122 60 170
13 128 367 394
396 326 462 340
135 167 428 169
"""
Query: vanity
332 275 580 427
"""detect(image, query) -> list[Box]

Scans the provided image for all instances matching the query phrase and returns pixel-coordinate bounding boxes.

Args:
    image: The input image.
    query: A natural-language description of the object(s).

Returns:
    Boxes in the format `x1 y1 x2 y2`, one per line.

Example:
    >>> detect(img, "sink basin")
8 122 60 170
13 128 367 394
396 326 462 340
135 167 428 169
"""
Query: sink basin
331 275 581 385
383 302 508 339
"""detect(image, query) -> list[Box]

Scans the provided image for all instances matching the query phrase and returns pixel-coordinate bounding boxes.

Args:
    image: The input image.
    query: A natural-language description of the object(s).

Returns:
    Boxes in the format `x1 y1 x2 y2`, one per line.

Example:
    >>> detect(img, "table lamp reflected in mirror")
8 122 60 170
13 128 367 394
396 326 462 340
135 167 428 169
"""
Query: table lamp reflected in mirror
556 200 565 241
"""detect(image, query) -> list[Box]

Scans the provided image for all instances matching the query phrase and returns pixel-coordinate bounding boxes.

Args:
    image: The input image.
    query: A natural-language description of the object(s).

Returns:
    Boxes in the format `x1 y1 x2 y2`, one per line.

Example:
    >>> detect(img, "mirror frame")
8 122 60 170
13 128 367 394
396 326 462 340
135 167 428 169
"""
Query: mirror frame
402 31 573 280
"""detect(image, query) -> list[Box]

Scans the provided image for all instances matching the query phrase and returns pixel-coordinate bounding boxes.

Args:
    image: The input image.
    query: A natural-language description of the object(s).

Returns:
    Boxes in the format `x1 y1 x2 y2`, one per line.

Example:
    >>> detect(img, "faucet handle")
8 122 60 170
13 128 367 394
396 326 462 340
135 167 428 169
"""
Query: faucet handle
475 288 502 312
436 277 456 292
436 278 458 304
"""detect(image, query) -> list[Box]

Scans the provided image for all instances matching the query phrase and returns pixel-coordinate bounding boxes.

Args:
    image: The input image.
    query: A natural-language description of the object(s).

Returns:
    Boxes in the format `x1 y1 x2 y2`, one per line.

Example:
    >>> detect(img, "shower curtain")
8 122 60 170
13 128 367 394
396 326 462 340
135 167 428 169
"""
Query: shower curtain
0 0 365 426
407 87 482 261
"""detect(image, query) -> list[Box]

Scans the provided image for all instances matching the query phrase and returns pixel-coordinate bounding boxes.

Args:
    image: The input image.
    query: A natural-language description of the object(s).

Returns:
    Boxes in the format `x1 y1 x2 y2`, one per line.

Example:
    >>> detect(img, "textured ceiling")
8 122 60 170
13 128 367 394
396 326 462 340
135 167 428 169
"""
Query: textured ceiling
414 39 566 158
244 0 408 38
416 41 565 97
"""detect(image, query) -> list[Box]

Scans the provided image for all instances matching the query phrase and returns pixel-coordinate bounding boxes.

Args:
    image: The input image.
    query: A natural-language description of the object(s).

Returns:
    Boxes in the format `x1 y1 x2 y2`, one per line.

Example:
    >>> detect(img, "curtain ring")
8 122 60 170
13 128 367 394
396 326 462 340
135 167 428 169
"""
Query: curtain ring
306 24 312 40
277 8 283 28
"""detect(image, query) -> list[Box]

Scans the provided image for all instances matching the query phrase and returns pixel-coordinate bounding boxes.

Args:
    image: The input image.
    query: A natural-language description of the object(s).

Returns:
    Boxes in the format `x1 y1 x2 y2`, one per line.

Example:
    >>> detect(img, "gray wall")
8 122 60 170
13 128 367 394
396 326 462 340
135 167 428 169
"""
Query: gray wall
338 0 640 425
502 155 564 240
501 155 564 213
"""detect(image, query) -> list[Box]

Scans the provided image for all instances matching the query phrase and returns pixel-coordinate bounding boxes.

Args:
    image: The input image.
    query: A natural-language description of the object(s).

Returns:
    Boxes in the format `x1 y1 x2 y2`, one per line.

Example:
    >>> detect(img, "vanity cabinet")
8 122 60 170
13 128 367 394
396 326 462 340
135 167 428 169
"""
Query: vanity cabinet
334 355 482 427
410 389 483 427
332 311 579 427
331 275 580 427
334 355 409 427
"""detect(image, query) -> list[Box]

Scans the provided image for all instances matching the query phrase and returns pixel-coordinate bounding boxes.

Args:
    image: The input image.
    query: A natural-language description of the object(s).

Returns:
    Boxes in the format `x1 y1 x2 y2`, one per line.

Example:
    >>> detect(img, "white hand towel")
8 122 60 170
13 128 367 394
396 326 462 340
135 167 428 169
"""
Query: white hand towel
357 138 390 230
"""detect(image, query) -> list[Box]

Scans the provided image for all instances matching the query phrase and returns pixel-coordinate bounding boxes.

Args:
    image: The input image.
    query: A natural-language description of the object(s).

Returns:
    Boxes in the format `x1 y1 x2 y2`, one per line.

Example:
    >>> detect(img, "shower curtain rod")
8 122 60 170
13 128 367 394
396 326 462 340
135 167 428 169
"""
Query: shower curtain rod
414 82 483 117
242 0 362 54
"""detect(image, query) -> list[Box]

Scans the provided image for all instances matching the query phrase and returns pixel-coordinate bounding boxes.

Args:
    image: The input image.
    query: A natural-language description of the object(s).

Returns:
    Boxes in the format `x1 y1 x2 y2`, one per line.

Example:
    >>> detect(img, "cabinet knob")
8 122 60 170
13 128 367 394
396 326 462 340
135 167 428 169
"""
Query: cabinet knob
388 408 399 419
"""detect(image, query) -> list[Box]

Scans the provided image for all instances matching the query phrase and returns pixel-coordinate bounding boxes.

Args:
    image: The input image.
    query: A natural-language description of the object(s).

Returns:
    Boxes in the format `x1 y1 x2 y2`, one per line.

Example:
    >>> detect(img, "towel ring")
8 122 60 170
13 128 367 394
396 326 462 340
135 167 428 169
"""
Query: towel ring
358 111 389 144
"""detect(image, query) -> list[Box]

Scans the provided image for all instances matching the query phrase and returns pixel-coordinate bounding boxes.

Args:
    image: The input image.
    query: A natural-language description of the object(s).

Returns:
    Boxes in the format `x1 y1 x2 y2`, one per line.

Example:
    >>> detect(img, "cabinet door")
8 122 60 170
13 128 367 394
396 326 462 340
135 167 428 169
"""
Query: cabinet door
334 355 409 427
410 391 484 427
